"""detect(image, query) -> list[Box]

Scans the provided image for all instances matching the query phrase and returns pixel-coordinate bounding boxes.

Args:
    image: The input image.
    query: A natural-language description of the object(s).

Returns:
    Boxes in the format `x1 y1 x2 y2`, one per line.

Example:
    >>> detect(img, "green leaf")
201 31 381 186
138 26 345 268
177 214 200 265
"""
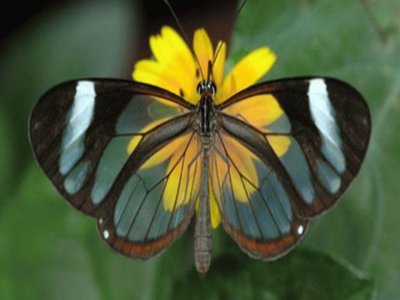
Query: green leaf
166 249 373 300
0 165 99 299
0 110 14 199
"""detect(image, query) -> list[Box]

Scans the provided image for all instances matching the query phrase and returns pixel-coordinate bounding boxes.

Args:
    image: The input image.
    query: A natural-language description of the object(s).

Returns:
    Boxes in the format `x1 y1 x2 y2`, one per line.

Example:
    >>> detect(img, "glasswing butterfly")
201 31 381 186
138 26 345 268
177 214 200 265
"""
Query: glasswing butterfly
29 9 371 276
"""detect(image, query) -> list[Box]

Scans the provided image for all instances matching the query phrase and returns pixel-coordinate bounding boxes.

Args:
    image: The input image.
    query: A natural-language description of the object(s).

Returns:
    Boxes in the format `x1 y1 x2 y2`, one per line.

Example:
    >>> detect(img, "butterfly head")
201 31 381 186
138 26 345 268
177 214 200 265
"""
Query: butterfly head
197 80 217 99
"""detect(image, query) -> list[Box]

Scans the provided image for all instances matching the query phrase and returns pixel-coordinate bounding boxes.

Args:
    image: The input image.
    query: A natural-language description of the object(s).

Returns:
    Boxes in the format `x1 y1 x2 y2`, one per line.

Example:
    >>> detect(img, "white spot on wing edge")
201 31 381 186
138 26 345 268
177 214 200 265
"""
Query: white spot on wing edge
297 225 304 235
63 81 96 149
308 79 346 173
59 81 96 175
308 79 340 147
103 230 110 240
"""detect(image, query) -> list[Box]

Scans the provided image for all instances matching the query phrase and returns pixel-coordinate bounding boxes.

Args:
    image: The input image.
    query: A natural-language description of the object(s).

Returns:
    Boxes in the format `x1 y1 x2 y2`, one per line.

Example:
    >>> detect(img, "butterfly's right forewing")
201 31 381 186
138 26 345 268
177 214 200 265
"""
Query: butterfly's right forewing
29 79 201 258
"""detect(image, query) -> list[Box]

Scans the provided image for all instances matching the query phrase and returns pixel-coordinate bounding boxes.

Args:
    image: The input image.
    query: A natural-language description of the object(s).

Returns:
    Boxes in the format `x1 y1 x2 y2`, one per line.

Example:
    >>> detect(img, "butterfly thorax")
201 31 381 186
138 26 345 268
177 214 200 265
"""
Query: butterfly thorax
196 80 217 149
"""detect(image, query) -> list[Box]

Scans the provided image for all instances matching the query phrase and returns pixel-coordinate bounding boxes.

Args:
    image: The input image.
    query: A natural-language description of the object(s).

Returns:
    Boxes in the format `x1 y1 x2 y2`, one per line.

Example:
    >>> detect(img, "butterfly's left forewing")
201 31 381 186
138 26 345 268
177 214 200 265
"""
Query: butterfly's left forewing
29 79 200 258
214 77 371 259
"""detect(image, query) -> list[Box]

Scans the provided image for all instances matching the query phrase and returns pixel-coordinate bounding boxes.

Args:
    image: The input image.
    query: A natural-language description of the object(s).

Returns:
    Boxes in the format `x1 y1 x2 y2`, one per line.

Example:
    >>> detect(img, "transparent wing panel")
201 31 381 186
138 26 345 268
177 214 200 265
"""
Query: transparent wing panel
111 132 201 243
210 132 307 259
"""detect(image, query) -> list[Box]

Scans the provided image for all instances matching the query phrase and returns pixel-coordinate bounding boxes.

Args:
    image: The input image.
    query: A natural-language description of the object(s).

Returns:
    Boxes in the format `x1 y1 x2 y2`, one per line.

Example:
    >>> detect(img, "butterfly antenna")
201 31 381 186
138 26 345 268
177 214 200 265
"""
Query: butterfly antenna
210 41 224 77
163 0 205 81
232 0 248 26
207 61 213 81
210 0 248 79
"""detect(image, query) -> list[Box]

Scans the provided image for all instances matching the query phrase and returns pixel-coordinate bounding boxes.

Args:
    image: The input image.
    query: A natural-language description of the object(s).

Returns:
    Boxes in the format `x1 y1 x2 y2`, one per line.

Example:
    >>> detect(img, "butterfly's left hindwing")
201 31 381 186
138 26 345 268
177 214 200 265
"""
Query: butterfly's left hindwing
210 130 309 259
214 77 371 259
29 79 199 258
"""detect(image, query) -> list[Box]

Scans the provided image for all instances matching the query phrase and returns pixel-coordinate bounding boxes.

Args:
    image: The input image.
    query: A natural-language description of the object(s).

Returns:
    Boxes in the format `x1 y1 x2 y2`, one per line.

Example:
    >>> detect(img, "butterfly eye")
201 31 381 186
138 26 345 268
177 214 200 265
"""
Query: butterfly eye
196 82 203 95
207 81 217 95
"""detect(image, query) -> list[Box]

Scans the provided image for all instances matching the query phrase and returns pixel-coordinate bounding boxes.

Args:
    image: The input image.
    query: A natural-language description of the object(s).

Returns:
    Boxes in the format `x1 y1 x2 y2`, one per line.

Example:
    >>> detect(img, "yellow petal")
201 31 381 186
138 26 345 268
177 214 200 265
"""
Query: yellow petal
267 136 291 157
223 94 283 128
229 163 254 202
133 60 183 102
140 133 187 170
226 135 258 184
221 47 276 101
194 190 221 229
127 118 170 155
163 134 199 211
193 28 213 80
127 136 141 155
133 26 199 104
213 41 226 103
210 189 221 228
213 134 258 203
133 59 198 104
151 26 196 78
163 158 188 211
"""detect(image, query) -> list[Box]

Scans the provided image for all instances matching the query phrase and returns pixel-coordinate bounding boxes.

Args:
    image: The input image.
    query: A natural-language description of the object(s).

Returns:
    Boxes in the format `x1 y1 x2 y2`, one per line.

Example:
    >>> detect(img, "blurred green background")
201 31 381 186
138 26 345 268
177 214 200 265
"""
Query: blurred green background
0 0 399 299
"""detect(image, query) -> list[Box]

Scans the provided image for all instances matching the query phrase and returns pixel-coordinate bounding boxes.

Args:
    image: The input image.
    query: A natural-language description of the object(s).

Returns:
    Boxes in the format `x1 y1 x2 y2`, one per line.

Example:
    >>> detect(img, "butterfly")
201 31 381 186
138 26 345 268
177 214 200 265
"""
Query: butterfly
29 25 371 275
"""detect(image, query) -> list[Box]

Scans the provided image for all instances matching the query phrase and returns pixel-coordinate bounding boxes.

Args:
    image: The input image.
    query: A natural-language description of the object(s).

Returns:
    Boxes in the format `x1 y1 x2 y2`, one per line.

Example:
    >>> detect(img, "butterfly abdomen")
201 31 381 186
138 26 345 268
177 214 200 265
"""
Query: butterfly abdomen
194 149 212 275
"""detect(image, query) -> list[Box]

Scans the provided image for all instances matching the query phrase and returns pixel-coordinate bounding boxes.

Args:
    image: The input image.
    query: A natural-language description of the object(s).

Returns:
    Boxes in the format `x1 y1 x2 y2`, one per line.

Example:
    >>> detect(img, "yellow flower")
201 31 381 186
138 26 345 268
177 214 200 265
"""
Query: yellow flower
131 26 288 229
